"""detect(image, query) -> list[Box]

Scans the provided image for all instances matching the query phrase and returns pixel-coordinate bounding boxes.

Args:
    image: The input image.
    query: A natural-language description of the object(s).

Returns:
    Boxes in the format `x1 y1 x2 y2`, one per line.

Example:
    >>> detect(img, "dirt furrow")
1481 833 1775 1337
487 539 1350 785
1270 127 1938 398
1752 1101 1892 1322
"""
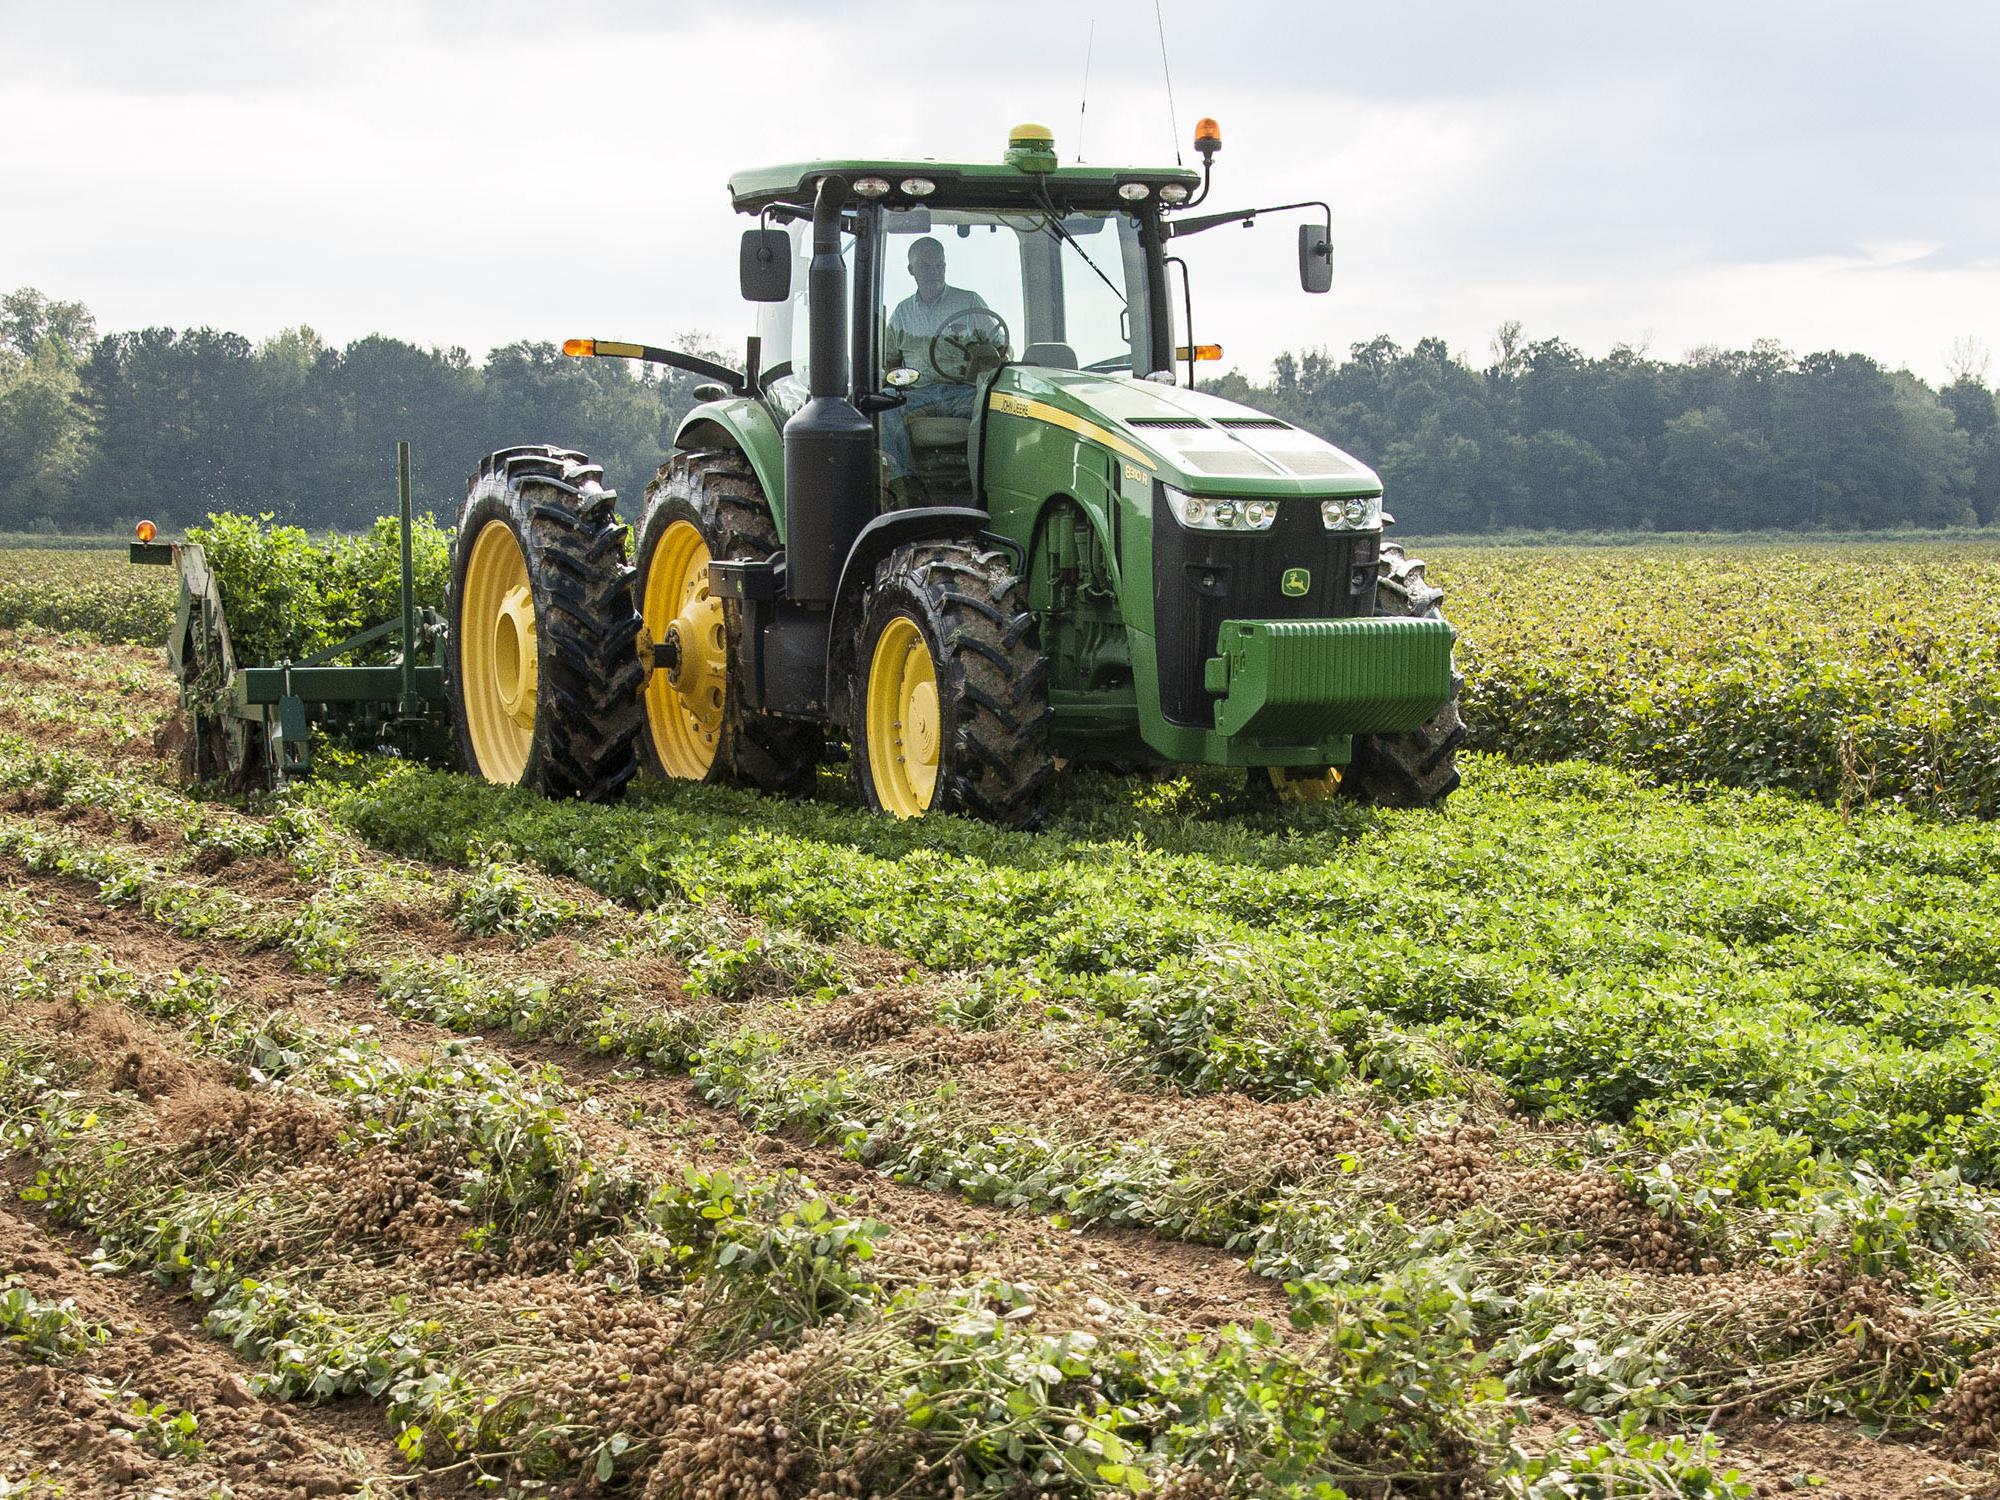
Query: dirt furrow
5 863 1295 1336
1 1195 426 1499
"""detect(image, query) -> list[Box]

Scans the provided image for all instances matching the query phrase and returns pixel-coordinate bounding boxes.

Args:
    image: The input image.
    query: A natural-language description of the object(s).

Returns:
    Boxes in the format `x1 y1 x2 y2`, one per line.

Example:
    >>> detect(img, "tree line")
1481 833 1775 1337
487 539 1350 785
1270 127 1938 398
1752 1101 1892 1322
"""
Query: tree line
1209 325 2000 532
0 288 716 533
3 287 1996 534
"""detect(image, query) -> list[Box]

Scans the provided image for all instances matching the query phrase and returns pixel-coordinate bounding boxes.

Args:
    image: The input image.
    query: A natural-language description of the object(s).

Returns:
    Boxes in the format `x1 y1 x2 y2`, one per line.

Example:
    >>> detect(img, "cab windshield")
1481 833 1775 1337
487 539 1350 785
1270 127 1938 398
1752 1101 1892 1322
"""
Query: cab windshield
879 208 1154 384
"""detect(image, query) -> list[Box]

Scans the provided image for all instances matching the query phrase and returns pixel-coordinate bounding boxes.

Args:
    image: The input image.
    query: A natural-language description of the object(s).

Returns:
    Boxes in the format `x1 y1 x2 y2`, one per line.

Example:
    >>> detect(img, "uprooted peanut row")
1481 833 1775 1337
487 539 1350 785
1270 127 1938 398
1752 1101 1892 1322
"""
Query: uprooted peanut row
1 917 1519 1498
6 736 2000 1458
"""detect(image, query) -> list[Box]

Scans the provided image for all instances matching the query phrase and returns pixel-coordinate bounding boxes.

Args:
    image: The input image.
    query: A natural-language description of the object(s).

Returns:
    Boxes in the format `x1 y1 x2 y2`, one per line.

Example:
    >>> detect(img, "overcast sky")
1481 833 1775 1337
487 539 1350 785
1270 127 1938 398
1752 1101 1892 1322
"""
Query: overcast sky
5 0 1996 384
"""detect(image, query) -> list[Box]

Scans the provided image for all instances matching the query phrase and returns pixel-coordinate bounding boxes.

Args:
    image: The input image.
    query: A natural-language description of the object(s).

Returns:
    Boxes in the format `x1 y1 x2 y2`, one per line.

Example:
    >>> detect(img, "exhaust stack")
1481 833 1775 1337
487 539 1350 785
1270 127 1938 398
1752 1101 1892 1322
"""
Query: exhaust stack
782 174 877 604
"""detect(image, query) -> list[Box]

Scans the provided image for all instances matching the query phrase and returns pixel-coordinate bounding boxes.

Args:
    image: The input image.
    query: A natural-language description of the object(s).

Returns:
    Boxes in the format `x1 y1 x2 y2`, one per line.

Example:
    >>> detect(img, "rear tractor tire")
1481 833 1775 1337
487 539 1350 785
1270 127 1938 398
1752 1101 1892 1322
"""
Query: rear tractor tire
631 450 822 796
848 540 1052 826
446 445 644 801
1339 541 1465 808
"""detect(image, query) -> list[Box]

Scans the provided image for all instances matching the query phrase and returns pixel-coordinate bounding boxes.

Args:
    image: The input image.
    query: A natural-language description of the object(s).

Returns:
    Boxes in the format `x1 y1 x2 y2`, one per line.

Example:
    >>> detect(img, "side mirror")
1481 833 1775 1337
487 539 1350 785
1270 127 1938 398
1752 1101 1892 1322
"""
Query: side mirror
740 229 791 302
1299 224 1333 294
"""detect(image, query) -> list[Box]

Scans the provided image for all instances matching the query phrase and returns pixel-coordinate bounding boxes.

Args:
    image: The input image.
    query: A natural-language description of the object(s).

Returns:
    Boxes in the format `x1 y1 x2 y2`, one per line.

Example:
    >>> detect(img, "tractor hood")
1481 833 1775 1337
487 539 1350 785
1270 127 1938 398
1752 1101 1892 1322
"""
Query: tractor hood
991 367 1382 500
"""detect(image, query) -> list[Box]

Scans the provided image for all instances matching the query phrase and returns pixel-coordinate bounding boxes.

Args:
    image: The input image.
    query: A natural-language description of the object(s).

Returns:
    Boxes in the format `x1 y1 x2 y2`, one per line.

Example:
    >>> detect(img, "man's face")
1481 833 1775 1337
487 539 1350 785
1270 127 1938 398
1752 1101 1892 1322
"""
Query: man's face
909 247 947 299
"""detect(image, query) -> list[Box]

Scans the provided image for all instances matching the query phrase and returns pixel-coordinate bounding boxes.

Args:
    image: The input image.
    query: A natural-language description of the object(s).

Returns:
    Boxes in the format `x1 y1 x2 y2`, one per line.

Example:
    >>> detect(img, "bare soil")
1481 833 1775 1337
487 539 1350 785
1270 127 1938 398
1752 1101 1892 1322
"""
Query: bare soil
0 1194 424 1498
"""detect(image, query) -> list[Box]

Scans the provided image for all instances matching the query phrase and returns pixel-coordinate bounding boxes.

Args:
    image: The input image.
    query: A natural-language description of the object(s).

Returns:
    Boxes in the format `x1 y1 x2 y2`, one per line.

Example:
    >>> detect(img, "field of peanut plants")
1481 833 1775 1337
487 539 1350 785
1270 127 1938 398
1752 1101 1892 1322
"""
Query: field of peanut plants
3 533 2000 1499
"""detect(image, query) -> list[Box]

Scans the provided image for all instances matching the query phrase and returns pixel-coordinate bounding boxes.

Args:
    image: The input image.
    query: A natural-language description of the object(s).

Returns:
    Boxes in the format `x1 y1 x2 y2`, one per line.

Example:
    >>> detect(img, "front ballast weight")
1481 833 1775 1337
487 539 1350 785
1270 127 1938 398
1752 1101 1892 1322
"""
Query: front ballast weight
132 441 451 789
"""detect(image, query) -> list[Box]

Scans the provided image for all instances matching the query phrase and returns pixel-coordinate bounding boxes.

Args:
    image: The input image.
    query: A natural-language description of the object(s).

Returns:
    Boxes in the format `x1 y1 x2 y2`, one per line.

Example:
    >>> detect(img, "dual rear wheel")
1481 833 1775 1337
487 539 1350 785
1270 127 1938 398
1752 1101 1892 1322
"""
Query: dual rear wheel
631 451 821 796
447 446 643 800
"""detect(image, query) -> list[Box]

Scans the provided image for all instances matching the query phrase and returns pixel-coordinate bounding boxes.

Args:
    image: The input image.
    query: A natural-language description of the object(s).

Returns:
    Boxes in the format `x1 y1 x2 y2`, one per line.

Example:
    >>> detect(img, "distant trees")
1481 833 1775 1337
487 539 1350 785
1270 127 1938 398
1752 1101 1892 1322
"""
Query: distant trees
4 284 1998 536
1214 328 1996 533
1940 373 2000 525
0 289 100 530
1 288 720 534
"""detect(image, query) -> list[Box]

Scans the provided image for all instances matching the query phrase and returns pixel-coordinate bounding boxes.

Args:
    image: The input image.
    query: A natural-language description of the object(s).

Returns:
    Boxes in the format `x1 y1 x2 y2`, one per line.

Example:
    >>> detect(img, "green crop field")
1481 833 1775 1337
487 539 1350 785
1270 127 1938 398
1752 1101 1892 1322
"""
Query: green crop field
1435 539 2000 819
2 532 1999 1497
0 545 176 643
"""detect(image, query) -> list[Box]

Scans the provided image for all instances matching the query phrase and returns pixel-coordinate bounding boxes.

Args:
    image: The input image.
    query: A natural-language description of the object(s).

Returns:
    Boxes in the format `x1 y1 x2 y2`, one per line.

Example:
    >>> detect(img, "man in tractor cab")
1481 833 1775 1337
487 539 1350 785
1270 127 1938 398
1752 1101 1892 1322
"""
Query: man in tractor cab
879 236 990 504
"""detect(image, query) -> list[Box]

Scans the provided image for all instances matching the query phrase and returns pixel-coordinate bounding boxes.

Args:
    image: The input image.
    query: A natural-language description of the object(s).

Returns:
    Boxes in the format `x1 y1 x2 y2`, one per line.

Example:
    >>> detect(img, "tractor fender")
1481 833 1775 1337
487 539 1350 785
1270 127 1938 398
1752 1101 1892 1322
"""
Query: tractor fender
673 400 788 542
825 506 998 719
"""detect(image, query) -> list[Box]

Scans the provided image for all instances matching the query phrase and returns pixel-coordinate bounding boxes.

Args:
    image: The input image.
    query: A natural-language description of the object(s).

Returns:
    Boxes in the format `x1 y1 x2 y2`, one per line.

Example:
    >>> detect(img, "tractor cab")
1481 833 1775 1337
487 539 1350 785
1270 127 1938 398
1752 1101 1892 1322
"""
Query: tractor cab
514 123 1462 826
736 134 1186 512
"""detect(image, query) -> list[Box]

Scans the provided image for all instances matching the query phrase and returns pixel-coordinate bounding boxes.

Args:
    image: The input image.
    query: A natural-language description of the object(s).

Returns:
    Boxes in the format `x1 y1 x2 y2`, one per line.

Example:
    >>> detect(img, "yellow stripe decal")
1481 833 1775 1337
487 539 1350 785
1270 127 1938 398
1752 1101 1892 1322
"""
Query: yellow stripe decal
986 393 1158 471
594 340 646 359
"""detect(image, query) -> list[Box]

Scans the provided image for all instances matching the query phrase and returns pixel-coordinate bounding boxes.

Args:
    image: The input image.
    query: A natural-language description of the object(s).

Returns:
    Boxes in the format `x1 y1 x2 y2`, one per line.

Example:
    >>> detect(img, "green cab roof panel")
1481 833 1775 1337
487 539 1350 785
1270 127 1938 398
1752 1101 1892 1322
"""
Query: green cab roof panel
727 159 1201 214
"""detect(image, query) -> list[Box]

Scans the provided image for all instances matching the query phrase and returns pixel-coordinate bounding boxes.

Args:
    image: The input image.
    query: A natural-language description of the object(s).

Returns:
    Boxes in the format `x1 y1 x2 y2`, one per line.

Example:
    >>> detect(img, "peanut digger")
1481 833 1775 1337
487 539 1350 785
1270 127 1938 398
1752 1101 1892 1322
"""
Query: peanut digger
140 121 1463 825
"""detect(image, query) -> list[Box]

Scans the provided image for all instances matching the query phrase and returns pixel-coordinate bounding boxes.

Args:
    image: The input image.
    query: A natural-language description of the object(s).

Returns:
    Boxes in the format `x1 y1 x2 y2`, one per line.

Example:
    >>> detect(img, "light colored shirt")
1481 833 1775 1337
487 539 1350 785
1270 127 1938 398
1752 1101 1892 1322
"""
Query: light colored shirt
886 285 990 386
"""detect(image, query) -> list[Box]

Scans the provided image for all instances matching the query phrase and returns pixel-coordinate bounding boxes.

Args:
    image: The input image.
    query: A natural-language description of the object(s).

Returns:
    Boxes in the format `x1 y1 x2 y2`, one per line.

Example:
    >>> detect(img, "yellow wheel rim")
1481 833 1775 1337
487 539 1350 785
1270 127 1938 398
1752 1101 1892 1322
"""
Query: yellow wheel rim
1268 765 1342 804
865 614 940 818
642 518 727 779
460 518 537 783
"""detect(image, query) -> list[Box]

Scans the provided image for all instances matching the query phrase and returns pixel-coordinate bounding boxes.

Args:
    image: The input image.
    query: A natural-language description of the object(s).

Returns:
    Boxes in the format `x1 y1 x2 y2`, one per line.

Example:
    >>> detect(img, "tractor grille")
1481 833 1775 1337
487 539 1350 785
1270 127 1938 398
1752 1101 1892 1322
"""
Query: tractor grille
1152 486 1381 728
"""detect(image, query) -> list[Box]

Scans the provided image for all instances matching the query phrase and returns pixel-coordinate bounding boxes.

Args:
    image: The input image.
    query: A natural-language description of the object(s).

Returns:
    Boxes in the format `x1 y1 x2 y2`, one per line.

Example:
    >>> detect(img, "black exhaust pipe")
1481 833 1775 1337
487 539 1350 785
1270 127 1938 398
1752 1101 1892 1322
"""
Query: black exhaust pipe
783 174 877 605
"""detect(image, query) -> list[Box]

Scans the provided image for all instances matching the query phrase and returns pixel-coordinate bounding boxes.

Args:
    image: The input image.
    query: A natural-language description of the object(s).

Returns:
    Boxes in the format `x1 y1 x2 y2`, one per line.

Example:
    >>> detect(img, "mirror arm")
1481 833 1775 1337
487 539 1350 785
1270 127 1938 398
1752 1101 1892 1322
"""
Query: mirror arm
1166 199 1331 240
578 342 747 395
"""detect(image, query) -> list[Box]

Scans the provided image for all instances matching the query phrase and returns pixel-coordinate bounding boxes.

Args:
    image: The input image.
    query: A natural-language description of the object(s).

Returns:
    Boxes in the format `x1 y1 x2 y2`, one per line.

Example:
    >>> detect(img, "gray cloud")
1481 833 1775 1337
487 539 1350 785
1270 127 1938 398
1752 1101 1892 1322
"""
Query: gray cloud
2 0 1993 382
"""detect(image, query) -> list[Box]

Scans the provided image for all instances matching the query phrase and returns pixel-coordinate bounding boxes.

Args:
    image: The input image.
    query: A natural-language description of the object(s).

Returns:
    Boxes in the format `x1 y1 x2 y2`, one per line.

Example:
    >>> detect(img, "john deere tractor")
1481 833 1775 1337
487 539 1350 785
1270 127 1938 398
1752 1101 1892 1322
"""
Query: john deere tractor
446 121 1463 825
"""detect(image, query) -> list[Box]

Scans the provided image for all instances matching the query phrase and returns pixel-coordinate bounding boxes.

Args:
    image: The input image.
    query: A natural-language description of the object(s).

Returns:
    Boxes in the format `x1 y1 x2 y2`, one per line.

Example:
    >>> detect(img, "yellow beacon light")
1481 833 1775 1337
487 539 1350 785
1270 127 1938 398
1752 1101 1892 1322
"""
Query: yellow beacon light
134 519 157 543
561 338 595 358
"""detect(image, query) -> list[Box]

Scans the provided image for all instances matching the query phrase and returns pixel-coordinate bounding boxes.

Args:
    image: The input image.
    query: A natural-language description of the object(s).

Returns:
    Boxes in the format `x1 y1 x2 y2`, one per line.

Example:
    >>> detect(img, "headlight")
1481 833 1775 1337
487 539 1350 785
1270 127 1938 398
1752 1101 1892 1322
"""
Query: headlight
1167 486 1279 532
1320 495 1383 531
852 176 892 198
1158 183 1190 205
1117 182 1152 201
898 177 936 197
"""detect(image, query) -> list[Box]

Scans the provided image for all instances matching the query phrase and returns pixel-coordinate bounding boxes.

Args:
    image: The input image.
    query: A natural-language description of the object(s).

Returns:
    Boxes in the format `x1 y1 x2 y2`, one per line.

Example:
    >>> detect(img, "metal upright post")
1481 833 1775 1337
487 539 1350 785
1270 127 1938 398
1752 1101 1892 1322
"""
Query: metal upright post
396 441 421 720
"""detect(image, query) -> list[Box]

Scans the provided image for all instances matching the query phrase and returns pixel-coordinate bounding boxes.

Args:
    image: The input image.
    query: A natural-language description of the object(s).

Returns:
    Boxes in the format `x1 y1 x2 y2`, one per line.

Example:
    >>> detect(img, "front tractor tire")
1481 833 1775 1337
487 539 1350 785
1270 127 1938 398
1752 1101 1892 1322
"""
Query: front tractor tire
446 446 644 800
632 451 822 796
1339 541 1465 808
848 540 1052 826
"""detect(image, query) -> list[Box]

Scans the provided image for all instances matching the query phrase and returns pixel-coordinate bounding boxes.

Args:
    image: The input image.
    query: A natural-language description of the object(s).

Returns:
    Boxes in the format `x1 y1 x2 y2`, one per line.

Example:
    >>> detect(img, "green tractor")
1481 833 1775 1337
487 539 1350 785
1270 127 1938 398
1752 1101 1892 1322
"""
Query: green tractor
447 121 1463 825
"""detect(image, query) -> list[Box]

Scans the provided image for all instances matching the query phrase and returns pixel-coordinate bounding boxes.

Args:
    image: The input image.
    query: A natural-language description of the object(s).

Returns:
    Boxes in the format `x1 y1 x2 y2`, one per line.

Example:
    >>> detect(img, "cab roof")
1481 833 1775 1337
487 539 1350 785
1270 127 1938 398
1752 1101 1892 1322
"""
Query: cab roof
727 158 1201 216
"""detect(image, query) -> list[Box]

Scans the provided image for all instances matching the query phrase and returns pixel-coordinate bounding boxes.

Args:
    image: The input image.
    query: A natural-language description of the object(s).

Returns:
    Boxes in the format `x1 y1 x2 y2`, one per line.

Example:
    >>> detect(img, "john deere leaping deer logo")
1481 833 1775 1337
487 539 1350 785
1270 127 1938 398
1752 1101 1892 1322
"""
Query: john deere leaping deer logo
1281 567 1311 597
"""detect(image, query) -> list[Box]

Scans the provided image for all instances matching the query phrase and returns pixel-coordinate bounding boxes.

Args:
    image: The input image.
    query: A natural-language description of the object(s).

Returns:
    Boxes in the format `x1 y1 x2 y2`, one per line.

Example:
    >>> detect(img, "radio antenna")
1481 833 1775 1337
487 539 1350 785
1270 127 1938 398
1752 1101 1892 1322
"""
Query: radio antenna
1153 0 1183 165
1076 18 1095 162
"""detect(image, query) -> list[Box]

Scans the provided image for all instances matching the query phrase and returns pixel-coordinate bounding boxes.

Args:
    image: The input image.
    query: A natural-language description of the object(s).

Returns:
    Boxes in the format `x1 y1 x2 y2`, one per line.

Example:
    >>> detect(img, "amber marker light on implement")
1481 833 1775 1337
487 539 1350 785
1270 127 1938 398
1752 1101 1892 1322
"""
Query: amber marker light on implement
134 519 157 543
1175 345 1224 361
561 338 595 357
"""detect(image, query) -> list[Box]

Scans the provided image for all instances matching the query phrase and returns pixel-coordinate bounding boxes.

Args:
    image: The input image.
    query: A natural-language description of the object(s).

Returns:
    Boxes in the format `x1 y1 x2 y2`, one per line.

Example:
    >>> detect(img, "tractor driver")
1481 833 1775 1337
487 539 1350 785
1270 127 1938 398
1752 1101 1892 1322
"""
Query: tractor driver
879 236 989 503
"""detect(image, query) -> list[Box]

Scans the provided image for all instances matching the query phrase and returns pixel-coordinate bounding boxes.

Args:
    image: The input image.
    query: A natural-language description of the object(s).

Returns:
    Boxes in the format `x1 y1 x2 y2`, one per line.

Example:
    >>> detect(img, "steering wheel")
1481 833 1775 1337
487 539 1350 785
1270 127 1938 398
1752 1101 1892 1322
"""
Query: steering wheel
928 306 1012 383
